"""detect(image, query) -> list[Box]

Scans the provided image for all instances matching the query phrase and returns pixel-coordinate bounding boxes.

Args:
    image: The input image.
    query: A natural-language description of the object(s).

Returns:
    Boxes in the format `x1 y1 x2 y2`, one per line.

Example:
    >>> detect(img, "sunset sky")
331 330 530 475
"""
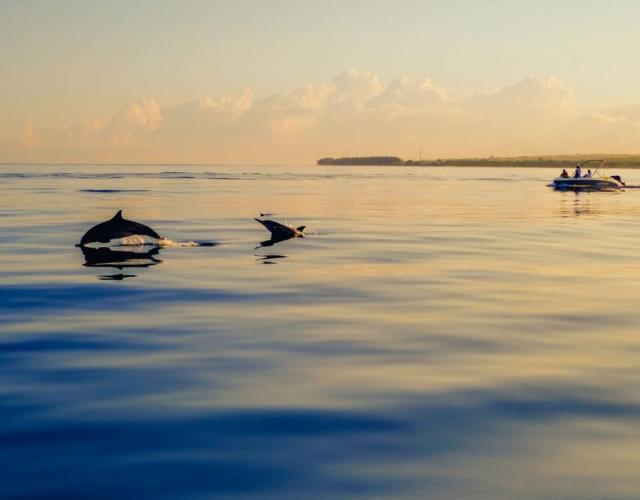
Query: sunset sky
3 0 640 164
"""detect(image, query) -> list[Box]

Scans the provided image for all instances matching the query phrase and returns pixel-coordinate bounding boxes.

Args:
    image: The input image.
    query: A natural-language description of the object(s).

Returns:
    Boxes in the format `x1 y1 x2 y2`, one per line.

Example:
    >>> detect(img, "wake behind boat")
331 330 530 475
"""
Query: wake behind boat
552 160 625 190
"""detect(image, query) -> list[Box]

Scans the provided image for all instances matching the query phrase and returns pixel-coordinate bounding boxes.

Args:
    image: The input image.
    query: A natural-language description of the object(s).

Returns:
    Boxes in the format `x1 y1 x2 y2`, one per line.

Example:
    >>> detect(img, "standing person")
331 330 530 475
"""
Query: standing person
573 164 582 178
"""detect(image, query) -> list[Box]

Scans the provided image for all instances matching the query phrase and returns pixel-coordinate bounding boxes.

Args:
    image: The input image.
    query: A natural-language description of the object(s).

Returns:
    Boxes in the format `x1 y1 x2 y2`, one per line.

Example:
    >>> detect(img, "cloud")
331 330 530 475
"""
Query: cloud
161 89 253 144
464 75 573 117
244 84 333 134
581 104 640 127
20 122 40 149
101 97 162 147
330 69 382 110
17 97 162 158
11 71 640 163
370 76 447 111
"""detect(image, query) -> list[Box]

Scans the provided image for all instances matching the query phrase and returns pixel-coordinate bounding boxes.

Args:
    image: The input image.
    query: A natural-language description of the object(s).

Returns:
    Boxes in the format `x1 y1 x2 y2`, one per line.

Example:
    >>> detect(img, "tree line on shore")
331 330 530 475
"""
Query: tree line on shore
318 155 640 168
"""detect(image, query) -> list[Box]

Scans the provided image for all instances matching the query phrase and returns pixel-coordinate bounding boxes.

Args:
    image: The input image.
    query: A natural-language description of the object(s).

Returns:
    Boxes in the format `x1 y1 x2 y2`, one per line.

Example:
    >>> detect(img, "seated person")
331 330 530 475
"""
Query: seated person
560 169 569 178
584 169 592 178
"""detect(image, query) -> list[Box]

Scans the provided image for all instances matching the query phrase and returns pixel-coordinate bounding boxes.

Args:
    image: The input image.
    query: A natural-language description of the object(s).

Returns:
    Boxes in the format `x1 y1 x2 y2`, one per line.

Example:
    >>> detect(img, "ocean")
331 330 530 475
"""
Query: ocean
2 164 640 499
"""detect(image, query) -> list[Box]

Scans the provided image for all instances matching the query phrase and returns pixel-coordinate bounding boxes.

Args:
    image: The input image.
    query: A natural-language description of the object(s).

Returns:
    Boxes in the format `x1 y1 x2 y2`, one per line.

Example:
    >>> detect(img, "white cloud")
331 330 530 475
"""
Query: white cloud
463 75 573 119
101 97 162 146
329 69 382 110
13 71 640 163
371 76 447 110
161 89 252 145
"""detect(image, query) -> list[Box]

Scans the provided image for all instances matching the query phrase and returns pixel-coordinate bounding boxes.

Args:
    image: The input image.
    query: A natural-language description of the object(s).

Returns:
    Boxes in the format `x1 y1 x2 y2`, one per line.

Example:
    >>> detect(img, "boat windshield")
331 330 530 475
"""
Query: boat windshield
577 159 606 176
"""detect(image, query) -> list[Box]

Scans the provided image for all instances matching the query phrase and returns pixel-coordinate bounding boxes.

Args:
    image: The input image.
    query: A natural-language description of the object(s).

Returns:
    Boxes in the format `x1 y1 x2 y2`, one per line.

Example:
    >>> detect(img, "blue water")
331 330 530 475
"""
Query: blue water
3 164 640 499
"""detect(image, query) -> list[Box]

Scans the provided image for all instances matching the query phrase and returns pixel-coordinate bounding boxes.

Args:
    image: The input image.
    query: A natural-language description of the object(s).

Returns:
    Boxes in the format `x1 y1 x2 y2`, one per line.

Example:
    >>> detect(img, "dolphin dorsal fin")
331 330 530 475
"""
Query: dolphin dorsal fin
297 226 305 232
113 210 123 220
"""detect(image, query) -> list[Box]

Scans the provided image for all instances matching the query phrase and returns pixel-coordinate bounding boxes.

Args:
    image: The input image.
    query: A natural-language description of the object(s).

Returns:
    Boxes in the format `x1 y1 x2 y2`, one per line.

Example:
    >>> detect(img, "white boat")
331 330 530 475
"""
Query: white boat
552 160 625 190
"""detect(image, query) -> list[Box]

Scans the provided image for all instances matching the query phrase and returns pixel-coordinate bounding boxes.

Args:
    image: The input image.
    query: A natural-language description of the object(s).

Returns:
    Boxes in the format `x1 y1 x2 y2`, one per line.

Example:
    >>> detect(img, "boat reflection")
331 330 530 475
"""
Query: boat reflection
79 245 162 280
556 190 625 218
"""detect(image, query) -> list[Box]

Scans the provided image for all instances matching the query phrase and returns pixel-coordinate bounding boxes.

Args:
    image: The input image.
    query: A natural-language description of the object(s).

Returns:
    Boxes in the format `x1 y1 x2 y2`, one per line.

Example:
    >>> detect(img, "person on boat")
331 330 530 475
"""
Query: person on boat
584 169 592 178
560 169 569 178
573 165 582 178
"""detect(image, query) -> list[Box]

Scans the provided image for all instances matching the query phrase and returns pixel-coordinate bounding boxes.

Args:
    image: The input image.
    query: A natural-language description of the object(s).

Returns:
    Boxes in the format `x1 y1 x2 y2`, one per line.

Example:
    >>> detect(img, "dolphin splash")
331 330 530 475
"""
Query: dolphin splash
78 210 161 246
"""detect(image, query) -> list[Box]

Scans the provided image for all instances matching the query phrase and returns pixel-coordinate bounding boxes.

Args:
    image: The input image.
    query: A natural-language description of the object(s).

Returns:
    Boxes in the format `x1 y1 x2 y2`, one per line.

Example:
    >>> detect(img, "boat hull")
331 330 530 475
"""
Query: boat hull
553 177 623 190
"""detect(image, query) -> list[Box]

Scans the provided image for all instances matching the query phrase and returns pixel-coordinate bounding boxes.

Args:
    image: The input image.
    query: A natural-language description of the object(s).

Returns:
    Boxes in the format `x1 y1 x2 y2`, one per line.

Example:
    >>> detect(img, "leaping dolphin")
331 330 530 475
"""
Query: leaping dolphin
79 210 161 246
255 218 305 247
255 218 305 238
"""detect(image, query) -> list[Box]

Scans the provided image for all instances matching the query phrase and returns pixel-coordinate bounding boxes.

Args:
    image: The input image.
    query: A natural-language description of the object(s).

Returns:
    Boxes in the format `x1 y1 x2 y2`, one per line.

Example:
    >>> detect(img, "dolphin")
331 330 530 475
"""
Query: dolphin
79 210 161 246
255 218 305 247
255 218 305 239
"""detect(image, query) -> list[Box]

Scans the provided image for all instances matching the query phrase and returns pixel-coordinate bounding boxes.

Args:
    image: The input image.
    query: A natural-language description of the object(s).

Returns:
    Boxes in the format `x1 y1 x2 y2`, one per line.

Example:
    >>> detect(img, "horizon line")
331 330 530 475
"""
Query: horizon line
4 153 640 167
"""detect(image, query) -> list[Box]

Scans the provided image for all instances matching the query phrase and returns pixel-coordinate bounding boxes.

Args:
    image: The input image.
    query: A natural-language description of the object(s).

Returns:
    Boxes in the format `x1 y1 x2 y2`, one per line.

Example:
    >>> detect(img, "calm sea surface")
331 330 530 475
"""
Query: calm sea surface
3 164 640 499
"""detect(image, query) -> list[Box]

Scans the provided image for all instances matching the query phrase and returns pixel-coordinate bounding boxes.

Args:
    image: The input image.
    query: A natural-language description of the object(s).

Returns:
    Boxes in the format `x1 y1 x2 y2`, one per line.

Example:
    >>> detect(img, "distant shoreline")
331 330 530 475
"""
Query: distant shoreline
318 155 640 169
